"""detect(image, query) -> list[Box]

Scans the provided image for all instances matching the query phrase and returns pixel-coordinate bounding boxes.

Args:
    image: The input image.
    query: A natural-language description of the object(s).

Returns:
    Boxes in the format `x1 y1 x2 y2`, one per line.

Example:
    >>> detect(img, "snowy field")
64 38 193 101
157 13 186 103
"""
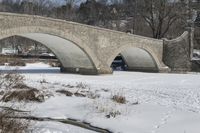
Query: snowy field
1 63 200 133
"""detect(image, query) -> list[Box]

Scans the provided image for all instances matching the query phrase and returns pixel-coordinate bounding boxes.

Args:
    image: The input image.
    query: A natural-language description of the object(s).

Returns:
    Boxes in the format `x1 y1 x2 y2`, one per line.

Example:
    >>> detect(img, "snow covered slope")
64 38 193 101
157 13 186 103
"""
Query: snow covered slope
21 71 200 133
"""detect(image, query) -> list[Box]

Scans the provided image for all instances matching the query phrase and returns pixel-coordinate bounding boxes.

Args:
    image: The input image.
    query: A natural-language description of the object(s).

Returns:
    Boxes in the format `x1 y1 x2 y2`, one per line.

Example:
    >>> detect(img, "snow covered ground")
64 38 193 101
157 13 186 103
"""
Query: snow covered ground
1 63 200 133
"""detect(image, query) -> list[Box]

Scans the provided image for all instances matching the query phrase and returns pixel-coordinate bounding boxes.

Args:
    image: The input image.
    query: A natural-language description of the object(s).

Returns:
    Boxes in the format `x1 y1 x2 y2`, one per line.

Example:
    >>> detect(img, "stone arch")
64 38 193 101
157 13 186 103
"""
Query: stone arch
0 26 99 74
108 45 162 72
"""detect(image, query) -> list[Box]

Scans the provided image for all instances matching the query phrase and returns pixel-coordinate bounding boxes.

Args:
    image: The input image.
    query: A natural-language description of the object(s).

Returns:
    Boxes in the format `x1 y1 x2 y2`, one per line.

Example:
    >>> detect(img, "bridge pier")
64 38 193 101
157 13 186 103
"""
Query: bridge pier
61 66 170 75
96 66 113 75
158 65 171 73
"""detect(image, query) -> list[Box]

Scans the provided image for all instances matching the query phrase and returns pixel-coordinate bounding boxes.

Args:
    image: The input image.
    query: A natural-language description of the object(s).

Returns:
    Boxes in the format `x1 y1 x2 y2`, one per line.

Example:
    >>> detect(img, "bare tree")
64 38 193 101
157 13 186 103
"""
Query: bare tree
64 0 76 20
137 0 185 39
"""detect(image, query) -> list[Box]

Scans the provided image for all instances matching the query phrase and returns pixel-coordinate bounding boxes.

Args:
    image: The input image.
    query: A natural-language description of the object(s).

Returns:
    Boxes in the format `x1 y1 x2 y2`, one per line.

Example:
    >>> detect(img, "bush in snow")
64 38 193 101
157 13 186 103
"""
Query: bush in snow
0 71 45 102
1 88 44 102
56 89 73 97
0 105 31 133
111 90 126 104
0 71 25 91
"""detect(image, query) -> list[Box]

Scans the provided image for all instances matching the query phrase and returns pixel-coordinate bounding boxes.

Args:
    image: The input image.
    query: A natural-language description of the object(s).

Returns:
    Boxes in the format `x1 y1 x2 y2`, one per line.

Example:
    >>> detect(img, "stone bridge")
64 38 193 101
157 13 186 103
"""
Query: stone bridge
0 12 172 74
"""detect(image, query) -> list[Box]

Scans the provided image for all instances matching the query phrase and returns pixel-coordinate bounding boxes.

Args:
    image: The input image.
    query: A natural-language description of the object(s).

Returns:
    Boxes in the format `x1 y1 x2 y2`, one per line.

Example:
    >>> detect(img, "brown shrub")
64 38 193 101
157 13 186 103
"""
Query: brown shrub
49 61 61 67
56 89 86 97
39 78 48 84
13 83 33 90
0 109 30 133
0 72 25 90
112 94 126 104
0 56 25 66
8 59 26 66
56 90 73 96
74 92 86 97
87 92 100 99
0 91 4 95
1 89 44 102
0 69 31 132
76 82 89 89
0 56 7 65
106 111 121 118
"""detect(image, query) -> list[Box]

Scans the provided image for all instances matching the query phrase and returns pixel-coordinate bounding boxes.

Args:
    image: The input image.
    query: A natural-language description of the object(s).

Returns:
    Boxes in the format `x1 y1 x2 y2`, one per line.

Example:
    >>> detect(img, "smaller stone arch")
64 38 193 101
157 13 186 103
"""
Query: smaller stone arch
108 45 162 72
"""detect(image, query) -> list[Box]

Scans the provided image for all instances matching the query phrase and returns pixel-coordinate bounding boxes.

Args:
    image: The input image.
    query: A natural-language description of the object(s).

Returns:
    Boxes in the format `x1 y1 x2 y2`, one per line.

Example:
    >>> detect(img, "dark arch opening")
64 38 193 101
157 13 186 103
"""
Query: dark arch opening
0 33 98 74
110 47 159 72
111 54 128 71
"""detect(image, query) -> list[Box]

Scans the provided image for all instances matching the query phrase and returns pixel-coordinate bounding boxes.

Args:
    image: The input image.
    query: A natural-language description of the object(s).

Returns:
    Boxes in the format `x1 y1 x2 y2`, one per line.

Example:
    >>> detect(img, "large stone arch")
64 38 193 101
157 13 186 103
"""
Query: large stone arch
0 26 99 74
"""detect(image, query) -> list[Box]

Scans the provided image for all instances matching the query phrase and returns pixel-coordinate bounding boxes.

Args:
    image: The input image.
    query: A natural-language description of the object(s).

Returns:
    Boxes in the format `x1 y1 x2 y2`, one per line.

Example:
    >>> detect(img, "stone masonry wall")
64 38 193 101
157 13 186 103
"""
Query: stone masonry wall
163 32 192 72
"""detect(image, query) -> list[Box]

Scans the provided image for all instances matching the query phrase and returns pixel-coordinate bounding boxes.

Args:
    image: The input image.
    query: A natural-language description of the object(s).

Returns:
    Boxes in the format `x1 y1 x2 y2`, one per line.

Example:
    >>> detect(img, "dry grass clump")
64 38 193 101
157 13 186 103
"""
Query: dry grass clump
0 111 29 133
74 82 90 97
87 91 100 99
0 56 7 65
0 72 44 102
57 82 92 98
56 89 86 97
76 82 89 89
49 61 61 67
56 89 73 96
0 71 31 132
39 78 48 84
1 88 44 102
0 56 25 66
0 91 4 95
106 110 121 118
12 83 32 89
74 92 86 97
93 99 123 118
56 82 100 99
8 58 26 66
112 94 126 104
56 88 100 99
62 82 89 90
0 72 25 90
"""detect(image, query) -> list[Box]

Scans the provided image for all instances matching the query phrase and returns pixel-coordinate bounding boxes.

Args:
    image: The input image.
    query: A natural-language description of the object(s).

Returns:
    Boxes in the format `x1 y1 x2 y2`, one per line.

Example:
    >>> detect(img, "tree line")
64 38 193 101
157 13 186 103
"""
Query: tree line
0 0 199 39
